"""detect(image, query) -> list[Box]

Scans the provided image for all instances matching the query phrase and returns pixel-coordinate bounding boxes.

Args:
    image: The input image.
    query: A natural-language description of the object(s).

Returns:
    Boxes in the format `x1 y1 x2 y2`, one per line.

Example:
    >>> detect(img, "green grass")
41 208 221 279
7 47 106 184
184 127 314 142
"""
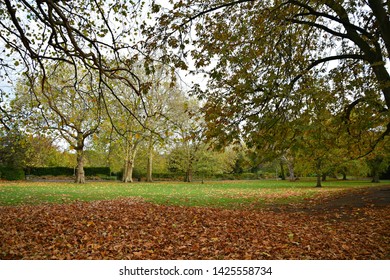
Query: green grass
0 179 389 208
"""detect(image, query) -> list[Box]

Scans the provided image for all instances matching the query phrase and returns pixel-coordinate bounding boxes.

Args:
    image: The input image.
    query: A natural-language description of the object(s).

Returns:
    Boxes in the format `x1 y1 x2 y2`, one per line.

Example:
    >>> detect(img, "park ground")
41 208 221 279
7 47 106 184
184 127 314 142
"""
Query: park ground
0 180 389 259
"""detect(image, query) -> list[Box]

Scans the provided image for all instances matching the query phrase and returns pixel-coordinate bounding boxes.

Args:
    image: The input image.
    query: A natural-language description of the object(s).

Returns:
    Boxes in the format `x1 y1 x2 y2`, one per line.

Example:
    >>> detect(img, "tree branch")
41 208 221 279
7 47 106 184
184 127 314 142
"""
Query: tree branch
186 0 255 23
288 0 373 38
368 0 390 56
291 54 366 85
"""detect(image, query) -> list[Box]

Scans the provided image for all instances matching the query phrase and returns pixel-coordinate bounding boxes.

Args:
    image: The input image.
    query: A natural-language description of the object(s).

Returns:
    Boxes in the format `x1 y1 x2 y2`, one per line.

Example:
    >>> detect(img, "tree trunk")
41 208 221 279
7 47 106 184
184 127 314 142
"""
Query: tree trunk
184 144 193 182
122 138 139 183
146 137 153 182
368 156 384 183
322 173 327 181
280 160 286 180
122 159 134 183
184 157 193 182
372 172 380 183
75 148 85 184
316 159 322 188
146 155 153 182
184 169 193 182
316 174 322 188
286 160 295 181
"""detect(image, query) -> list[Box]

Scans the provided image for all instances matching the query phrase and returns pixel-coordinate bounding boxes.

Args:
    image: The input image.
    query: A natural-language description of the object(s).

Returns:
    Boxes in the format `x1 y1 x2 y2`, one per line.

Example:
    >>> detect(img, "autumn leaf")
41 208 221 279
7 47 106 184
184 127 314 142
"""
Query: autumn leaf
0 198 389 260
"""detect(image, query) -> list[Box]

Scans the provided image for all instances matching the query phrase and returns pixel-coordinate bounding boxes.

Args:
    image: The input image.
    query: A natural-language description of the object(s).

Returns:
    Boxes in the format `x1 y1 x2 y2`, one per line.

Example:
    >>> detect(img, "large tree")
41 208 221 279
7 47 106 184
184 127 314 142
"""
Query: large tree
146 0 390 156
13 62 103 183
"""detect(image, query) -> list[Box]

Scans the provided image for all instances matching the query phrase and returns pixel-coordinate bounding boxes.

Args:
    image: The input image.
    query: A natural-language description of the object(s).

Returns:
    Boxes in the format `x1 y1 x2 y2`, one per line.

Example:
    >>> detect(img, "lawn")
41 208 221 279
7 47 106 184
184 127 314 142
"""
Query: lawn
0 179 389 208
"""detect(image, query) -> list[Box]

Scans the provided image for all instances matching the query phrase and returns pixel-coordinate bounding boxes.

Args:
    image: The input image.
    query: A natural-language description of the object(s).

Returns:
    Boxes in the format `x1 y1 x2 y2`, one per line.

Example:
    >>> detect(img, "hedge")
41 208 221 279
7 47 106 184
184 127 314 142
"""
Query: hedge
25 166 110 177
0 166 25 181
84 167 111 176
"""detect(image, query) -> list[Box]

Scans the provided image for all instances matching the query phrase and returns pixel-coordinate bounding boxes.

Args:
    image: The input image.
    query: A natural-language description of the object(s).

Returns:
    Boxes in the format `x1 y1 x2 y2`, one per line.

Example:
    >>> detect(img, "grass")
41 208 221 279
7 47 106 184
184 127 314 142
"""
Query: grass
0 179 389 208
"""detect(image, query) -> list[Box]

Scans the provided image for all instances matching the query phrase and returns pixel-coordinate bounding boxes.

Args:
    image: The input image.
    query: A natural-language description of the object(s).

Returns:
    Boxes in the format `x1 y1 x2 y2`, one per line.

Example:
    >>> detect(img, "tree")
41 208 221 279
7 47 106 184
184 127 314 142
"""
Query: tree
24 134 65 168
167 97 206 182
146 0 390 157
0 129 29 169
139 64 183 182
104 88 144 183
365 143 390 183
13 62 103 183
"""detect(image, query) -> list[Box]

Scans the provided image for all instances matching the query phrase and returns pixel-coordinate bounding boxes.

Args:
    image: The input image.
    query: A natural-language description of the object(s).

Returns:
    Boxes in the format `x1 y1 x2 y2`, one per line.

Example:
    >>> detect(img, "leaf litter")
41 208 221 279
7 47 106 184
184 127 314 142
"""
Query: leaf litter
0 192 389 260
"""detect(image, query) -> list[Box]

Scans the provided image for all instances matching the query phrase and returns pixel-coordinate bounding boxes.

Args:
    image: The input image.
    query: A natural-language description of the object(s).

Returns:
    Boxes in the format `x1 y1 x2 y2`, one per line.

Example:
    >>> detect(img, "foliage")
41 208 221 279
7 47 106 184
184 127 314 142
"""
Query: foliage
0 129 29 168
145 0 390 162
24 135 66 167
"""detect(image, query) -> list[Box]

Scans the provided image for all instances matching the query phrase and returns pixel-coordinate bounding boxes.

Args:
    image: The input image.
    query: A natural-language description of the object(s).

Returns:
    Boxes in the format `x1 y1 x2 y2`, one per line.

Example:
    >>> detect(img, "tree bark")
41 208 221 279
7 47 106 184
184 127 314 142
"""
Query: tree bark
75 148 85 184
122 138 139 183
123 159 134 183
286 160 295 181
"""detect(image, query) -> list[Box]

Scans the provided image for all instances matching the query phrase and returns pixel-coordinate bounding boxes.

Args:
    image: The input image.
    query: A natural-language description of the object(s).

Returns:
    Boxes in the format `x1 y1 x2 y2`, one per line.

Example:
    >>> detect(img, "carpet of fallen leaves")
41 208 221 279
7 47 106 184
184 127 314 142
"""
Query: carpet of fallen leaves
1 197 389 260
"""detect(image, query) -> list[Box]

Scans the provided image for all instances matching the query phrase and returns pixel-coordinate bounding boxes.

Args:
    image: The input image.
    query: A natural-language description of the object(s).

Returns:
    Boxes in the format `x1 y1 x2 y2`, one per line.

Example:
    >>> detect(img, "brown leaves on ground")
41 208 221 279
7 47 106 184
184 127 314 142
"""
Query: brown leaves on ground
1 198 389 260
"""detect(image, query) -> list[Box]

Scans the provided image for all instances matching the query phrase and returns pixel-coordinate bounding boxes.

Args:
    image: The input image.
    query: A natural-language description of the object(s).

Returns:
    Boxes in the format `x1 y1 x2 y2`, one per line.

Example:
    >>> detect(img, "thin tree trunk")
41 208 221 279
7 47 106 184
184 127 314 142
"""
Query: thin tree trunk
146 137 153 182
184 143 193 182
184 152 193 182
316 159 322 188
280 160 286 180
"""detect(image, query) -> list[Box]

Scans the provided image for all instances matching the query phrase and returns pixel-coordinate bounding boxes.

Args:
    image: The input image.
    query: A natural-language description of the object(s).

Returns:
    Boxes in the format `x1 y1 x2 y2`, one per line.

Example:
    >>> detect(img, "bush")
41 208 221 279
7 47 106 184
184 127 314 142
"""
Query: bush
0 167 25 181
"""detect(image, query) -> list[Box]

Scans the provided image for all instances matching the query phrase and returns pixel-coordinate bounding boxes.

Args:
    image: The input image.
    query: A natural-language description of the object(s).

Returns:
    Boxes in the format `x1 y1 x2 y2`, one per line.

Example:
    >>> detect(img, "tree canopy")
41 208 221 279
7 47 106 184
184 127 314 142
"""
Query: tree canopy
146 0 390 156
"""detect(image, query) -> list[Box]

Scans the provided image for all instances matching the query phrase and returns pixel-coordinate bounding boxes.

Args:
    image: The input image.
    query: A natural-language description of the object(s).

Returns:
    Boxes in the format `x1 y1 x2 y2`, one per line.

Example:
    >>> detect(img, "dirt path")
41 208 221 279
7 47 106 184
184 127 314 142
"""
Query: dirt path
315 185 390 209
270 185 390 213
